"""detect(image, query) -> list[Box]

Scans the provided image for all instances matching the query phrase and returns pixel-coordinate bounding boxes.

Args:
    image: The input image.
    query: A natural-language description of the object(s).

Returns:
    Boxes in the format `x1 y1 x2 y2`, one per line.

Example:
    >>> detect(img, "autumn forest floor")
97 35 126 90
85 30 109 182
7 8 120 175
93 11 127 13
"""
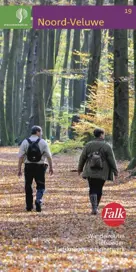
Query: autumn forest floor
0 147 136 272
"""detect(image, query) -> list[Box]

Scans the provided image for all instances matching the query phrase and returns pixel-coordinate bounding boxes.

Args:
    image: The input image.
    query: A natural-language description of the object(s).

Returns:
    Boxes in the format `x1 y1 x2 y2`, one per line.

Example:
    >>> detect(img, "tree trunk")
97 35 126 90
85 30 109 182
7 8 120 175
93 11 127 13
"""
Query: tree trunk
72 29 81 112
13 30 23 138
3 0 8 4
32 32 39 128
85 0 103 115
45 30 55 139
69 79 73 113
56 29 71 141
20 30 38 141
60 30 71 110
17 30 30 137
108 29 114 74
113 0 130 160
0 30 10 146
35 30 46 137
81 30 90 53
40 0 54 139
6 30 19 145
85 30 102 115
81 30 92 104
127 0 136 169
55 29 62 63
71 0 82 113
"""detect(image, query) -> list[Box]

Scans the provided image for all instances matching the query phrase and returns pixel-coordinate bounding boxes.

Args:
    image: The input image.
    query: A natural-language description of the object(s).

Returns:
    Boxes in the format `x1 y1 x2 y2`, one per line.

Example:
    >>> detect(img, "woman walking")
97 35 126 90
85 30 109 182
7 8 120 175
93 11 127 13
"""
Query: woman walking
78 128 118 215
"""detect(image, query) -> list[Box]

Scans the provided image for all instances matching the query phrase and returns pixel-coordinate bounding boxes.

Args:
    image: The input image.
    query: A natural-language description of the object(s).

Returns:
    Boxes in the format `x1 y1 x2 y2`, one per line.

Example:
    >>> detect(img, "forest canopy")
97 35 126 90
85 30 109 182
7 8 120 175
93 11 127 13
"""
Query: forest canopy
0 0 136 165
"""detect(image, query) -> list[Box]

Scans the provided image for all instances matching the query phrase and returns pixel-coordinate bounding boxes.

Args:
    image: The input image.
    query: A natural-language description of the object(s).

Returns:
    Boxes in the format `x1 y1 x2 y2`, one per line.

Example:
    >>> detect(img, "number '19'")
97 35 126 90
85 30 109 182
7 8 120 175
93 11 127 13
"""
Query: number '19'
125 9 132 14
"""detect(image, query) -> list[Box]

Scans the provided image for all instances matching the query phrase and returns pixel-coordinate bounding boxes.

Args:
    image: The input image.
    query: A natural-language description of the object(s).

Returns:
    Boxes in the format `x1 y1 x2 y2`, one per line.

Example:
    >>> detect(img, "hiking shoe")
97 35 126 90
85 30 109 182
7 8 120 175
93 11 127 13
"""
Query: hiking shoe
91 209 98 215
90 194 98 215
26 205 33 212
35 200 41 212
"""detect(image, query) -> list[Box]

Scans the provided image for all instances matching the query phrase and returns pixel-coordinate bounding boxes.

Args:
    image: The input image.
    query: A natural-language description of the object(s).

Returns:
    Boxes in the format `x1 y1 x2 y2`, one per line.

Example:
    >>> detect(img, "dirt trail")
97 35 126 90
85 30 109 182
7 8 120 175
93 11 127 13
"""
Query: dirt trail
0 147 135 271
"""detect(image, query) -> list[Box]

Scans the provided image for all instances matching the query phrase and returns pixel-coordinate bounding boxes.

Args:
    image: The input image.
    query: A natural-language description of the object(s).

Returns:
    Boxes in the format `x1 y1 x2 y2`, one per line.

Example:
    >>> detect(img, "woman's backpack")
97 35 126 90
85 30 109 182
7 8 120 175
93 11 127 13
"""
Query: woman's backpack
88 144 105 169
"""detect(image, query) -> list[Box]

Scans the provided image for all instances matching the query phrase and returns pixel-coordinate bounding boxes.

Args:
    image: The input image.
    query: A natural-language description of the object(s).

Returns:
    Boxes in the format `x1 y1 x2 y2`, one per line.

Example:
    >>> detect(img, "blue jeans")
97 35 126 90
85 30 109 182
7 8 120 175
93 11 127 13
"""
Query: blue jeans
36 188 45 204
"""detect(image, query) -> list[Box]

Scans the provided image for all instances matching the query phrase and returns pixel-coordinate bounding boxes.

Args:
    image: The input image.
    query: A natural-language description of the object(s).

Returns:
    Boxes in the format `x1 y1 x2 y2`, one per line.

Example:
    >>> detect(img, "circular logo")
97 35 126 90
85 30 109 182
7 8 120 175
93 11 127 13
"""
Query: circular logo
102 202 126 227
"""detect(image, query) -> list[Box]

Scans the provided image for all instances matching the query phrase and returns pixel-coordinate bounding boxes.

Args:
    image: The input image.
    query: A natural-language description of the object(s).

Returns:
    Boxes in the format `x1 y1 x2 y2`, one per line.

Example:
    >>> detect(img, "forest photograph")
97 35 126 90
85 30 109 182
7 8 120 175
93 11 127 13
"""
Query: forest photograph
0 0 136 271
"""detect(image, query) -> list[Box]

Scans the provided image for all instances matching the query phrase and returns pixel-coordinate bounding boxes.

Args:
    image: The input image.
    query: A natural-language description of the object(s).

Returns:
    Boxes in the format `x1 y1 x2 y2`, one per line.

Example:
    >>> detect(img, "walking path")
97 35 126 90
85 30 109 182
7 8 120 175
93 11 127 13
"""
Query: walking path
0 147 135 271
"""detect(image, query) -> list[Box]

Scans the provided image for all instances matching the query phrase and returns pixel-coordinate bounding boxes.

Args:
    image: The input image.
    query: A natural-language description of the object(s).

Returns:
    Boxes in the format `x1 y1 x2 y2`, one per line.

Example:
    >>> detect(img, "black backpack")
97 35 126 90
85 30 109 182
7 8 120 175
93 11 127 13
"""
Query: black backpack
88 143 105 169
26 138 42 162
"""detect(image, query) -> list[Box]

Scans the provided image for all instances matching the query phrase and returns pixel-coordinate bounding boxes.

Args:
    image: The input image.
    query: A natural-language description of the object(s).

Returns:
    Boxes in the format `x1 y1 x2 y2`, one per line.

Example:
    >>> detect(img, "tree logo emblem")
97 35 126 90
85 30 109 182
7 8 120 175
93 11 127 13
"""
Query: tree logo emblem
16 8 28 23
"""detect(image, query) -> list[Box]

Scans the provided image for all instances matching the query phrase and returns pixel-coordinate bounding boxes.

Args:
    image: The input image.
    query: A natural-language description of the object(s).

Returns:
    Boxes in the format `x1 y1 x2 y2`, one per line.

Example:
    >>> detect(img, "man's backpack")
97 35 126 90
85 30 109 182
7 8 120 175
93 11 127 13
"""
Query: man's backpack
26 138 42 162
88 144 105 170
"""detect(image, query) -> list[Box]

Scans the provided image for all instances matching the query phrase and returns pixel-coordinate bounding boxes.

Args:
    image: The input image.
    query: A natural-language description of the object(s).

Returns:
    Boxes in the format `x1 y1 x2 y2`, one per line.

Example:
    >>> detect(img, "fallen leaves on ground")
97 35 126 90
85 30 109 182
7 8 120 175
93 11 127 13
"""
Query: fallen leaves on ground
0 147 135 271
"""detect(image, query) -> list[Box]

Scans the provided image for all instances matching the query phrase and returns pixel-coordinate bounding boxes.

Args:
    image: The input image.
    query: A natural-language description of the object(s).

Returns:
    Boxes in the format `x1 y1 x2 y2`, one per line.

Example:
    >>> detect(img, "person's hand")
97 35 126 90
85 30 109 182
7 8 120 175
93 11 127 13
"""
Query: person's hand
18 170 22 177
49 168 53 176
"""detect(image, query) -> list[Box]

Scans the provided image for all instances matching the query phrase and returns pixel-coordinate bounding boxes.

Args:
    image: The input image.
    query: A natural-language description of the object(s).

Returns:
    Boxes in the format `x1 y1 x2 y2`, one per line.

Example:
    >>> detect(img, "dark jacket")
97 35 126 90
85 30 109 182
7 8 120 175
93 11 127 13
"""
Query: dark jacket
78 138 118 181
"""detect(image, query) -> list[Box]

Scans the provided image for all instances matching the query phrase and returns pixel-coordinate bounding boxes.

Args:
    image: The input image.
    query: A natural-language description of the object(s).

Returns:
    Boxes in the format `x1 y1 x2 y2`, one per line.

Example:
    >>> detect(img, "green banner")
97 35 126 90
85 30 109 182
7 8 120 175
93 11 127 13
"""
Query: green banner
0 6 32 29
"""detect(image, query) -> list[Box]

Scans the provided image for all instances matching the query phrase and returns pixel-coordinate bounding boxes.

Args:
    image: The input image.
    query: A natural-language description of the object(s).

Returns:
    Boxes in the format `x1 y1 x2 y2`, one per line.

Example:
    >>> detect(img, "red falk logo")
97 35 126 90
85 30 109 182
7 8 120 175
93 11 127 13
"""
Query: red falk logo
102 202 126 227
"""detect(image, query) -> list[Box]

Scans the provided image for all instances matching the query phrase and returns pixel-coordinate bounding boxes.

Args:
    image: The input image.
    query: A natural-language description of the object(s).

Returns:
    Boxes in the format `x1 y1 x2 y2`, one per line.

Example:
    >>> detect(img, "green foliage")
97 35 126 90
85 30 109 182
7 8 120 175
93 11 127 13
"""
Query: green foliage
49 139 83 154
23 36 27 42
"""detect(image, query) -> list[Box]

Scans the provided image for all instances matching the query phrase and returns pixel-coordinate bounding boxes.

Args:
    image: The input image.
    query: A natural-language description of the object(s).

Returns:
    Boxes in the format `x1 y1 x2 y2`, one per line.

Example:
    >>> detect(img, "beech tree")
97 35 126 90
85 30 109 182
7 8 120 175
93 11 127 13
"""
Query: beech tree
85 0 103 115
0 30 10 146
6 30 20 145
127 0 136 170
113 0 130 160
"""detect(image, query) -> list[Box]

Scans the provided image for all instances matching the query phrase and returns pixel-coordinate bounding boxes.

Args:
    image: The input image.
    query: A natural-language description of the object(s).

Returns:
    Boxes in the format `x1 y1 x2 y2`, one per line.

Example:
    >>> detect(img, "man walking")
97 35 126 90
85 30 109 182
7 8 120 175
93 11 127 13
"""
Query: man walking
18 126 53 212
78 128 118 215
